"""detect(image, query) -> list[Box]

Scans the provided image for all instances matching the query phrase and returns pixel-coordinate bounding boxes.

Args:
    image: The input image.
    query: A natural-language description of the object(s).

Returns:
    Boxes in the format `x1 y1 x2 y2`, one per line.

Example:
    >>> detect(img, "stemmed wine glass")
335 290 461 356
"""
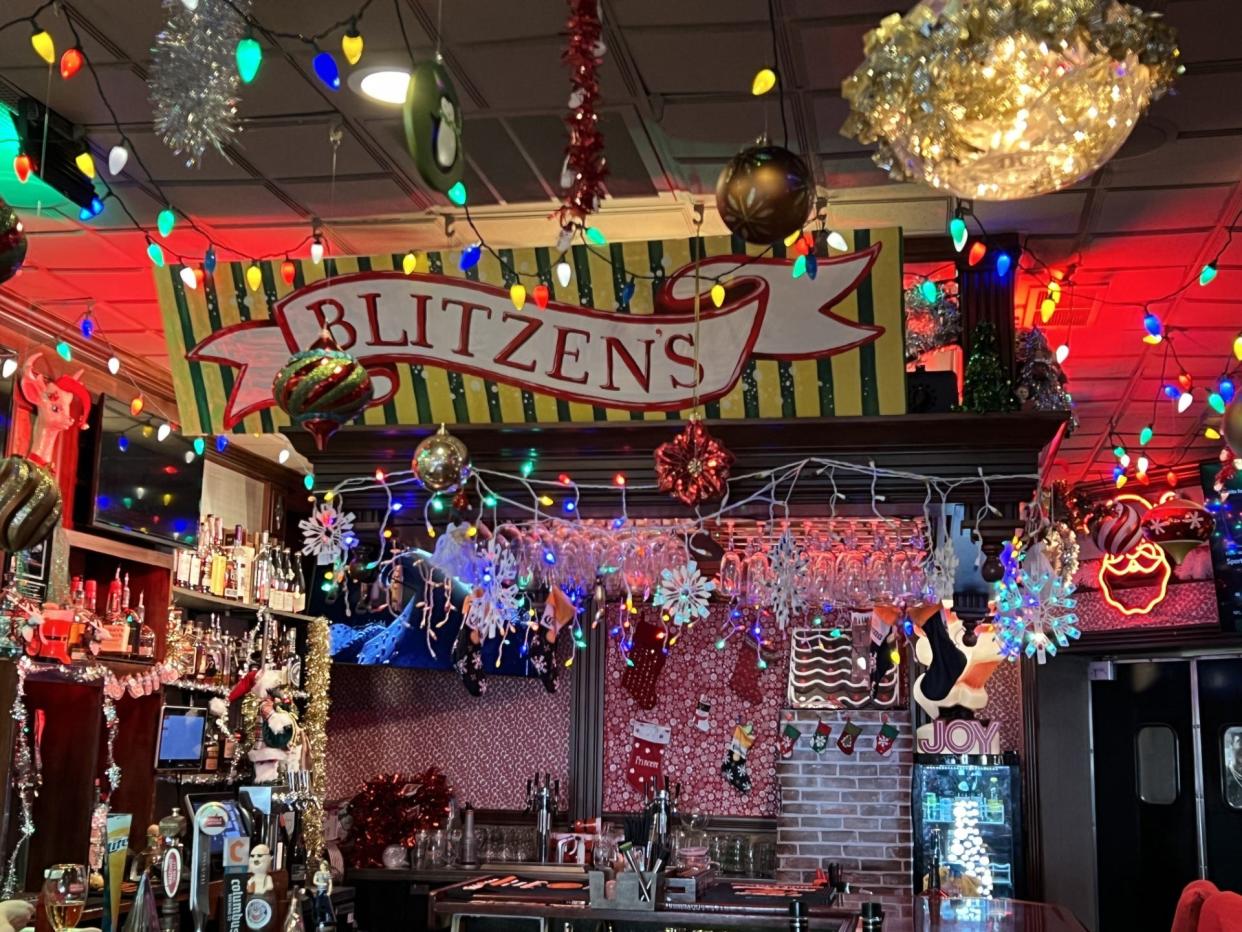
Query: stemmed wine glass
43 864 86 932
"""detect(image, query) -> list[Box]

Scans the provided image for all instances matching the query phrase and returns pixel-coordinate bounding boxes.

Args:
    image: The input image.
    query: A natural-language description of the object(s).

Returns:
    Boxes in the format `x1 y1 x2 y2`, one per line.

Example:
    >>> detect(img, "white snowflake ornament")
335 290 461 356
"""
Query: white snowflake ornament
463 538 521 640
299 501 357 565
760 529 809 630
654 560 714 625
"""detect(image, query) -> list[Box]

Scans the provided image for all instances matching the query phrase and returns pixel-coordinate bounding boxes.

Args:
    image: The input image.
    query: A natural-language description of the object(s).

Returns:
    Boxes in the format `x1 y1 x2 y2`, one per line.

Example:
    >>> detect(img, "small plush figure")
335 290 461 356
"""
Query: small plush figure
247 843 274 895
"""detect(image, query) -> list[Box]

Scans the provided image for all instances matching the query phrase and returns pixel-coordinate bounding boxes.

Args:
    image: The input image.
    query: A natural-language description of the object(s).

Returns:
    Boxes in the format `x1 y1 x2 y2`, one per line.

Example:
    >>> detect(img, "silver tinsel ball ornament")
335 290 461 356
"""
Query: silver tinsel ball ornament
150 0 249 167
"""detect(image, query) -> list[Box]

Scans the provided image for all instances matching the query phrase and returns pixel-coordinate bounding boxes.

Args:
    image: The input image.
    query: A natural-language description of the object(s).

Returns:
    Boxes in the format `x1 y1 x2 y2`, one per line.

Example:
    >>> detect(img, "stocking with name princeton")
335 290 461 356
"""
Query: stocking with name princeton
626 720 671 795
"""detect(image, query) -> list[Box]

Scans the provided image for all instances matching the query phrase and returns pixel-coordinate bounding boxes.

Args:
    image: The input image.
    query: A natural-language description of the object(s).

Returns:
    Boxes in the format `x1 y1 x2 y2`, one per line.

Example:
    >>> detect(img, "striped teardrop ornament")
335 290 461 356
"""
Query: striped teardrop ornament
0 456 62 552
272 330 374 450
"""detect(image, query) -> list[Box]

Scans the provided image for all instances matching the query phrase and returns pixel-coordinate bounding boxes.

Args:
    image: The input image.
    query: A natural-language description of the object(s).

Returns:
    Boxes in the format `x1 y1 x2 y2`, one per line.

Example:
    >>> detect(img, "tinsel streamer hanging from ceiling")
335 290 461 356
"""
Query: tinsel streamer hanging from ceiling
150 0 250 167
301 616 332 862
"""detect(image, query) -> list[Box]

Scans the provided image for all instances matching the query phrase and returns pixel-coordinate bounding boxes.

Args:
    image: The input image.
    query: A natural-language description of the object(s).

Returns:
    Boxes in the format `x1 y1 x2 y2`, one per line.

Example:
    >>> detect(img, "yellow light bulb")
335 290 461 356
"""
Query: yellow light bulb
783 230 801 247
30 28 54 65
1048 280 1062 304
1234 334 1242 361
1039 297 1056 323
510 283 527 310
538 495 554 507
402 251 417 275
1206 427 1222 440
710 283 725 308
751 68 777 96
74 150 95 179
341 30 364 66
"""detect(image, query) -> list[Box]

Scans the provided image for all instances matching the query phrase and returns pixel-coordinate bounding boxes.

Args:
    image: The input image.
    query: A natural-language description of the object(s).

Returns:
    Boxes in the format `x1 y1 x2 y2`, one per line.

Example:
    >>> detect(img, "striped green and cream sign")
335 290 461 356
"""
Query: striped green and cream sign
157 229 906 435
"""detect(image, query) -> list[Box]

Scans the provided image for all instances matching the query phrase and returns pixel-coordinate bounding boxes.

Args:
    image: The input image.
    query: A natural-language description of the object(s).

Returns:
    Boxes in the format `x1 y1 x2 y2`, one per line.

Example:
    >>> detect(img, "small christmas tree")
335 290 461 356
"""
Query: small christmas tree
1015 328 1077 433
959 321 1017 413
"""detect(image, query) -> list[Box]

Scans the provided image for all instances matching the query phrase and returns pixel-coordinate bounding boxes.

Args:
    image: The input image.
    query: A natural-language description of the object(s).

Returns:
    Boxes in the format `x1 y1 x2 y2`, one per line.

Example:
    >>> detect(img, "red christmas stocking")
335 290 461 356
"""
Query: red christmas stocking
626 720 671 794
837 719 862 755
621 619 668 709
875 719 898 756
729 646 764 704
778 722 801 759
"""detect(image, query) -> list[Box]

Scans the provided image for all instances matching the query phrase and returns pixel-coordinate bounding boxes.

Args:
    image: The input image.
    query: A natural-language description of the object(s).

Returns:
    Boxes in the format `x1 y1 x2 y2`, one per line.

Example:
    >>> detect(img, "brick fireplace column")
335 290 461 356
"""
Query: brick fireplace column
775 708 914 923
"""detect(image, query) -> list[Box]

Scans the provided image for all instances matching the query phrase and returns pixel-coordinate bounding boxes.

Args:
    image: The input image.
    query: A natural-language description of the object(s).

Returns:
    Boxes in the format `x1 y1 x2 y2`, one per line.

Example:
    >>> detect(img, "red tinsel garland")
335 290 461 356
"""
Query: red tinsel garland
555 0 608 233
346 768 451 868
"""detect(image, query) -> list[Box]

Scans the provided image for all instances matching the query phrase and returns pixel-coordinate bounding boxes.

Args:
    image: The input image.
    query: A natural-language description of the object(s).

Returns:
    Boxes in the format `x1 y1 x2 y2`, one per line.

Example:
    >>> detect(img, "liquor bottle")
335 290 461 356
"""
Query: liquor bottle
121 572 131 614
174 539 192 589
292 553 307 614
210 517 228 597
224 525 243 600
136 593 156 659
187 519 204 592
270 546 288 612
196 519 214 593
284 626 302 689
254 532 272 605
70 576 84 610
986 777 1004 822
281 548 297 613
105 567 123 619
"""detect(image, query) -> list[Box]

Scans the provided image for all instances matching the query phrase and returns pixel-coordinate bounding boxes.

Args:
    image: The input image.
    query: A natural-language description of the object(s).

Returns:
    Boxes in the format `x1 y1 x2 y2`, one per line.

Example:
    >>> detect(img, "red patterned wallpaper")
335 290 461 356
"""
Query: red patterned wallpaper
602 606 793 818
981 658 1023 754
325 662 573 808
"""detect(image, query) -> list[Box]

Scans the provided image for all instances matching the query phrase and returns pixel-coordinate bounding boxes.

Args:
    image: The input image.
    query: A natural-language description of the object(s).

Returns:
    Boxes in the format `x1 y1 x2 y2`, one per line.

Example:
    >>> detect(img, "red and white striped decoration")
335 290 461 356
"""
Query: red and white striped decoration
1094 502 1144 555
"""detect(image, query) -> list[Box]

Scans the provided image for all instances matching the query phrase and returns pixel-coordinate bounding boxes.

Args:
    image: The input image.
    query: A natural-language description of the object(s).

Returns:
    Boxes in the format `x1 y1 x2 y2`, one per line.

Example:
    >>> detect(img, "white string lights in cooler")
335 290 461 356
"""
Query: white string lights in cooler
308 438 1040 673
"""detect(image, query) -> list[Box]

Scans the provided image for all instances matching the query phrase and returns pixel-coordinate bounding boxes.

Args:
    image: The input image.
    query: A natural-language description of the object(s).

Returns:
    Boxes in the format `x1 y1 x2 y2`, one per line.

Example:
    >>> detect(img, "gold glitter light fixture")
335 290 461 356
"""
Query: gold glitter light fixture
841 0 1181 201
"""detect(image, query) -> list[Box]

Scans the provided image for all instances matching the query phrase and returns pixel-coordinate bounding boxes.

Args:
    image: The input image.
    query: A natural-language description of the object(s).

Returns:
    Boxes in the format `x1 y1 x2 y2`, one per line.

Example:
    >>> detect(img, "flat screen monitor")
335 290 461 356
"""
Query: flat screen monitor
155 705 207 772
89 394 203 547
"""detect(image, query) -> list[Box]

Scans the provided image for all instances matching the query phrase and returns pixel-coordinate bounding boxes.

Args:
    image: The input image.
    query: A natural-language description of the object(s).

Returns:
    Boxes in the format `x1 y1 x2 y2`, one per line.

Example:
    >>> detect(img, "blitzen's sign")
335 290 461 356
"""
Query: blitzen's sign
190 248 884 428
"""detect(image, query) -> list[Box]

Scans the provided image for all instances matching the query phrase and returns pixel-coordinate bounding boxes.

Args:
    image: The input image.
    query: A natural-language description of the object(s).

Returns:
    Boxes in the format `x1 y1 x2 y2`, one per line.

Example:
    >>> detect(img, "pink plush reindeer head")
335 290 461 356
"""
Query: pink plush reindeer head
19 352 90 467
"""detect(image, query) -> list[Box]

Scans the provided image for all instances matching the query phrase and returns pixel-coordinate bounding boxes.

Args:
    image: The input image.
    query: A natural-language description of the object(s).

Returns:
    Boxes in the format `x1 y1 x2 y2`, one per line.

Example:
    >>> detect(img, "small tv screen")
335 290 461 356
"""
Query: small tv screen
91 395 203 547
156 705 207 771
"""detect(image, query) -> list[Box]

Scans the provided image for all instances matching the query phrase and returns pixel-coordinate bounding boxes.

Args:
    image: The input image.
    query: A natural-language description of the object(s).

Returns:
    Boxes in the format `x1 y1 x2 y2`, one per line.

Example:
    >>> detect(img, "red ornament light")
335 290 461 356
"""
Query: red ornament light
280 258 296 285
59 46 83 79
654 419 734 506
1166 470 1178 488
130 395 144 416
194 268 205 288
1177 372 1193 393
557 473 572 486
968 241 988 267
13 154 32 183
613 472 626 487
533 284 549 309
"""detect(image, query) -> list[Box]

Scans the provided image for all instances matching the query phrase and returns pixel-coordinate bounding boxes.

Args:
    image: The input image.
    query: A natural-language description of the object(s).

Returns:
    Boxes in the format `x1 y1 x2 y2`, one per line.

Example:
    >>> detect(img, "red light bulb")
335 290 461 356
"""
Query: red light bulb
533 284 549 309
59 47 83 79
968 241 988 267
1176 372 1193 393
280 258 295 285
13 154 32 183
558 473 572 486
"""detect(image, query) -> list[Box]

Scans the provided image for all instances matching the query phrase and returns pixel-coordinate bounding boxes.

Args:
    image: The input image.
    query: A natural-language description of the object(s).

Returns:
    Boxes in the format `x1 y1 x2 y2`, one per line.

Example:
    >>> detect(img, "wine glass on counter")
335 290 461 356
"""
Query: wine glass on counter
43 863 86 931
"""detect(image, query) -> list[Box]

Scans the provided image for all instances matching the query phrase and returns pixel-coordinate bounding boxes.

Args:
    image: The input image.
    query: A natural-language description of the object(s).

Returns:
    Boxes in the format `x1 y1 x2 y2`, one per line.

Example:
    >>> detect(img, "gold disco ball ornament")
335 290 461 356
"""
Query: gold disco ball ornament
411 423 471 493
841 0 1181 200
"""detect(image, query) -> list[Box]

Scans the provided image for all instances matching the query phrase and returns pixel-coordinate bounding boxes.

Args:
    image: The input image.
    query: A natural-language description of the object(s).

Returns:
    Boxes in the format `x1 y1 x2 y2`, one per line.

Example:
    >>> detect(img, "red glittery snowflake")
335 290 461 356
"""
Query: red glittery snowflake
654 420 734 507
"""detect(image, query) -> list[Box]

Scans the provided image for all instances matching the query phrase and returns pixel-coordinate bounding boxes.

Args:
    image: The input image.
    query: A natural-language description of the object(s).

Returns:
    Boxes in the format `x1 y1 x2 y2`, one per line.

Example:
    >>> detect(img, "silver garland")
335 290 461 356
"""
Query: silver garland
150 0 249 167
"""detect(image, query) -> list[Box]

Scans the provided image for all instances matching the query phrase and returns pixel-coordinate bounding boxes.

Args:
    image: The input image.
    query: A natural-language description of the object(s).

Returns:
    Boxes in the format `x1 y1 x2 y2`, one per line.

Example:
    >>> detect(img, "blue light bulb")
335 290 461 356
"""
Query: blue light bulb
995 253 1011 278
313 51 341 90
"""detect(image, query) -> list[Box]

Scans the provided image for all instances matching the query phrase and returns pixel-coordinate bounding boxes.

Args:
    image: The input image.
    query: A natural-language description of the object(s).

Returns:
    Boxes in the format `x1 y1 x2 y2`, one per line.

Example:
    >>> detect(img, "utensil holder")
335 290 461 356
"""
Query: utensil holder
588 870 660 910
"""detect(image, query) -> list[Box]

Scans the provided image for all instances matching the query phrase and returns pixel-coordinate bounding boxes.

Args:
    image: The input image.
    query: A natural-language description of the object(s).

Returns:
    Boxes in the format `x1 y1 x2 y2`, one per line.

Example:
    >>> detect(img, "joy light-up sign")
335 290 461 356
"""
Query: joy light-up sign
1096 492 1173 616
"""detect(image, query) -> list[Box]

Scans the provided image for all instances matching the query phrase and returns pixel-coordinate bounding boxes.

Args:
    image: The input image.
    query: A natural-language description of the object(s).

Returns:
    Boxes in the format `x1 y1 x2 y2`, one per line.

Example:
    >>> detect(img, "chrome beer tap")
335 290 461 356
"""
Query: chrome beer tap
644 775 679 864
526 772 558 863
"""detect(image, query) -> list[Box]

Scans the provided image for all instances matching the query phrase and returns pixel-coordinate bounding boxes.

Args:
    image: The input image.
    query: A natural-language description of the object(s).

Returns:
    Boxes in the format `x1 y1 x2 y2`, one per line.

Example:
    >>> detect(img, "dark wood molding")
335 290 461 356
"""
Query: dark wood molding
1069 624 1242 654
1019 658 1043 901
567 600 606 823
292 412 1065 514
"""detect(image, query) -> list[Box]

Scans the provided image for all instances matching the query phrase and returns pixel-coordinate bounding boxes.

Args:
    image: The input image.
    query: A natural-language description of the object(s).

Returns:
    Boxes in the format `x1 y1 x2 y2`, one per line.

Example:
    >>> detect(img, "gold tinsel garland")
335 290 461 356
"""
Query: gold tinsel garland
841 0 1181 199
301 616 332 860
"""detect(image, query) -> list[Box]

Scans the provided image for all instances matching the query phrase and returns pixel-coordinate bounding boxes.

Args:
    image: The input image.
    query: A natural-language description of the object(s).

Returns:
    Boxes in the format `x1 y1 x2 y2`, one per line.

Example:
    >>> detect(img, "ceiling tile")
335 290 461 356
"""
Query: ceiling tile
280 177 419 218
796 22 871 89
153 182 304 221
236 121 385 180
1092 186 1233 234
1103 135 1242 189
612 0 763 27
974 192 1088 235
624 27 769 95
1149 72 1242 134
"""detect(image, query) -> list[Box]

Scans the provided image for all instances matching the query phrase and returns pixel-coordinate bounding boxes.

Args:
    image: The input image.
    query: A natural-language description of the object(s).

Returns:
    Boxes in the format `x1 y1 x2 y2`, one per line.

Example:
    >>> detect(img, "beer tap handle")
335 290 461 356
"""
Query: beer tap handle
663 775 670 793
553 779 560 808
526 777 533 802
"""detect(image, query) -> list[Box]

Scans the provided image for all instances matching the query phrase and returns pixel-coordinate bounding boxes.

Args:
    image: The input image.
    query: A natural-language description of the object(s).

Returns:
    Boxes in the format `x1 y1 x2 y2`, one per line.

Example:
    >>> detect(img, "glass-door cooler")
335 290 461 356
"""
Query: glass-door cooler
911 753 1024 899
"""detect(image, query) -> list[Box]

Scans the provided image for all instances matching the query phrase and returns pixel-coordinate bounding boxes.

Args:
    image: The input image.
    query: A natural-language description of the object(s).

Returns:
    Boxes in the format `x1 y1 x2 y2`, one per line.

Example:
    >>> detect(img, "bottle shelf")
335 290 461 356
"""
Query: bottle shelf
171 586 317 623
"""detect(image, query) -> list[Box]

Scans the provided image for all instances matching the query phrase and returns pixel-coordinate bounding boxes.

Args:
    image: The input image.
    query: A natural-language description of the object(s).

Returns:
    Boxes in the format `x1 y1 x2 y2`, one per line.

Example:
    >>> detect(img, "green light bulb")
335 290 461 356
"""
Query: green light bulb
55 341 72 361
791 254 807 279
1139 425 1154 446
447 181 467 206
236 36 262 83
715 639 726 650
157 207 176 238
192 437 205 456
949 217 968 252
1199 262 1219 287
1113 445 1125 458
918 280 938 303
303 474 315 490
1209 392 1226 414
520 460 534 478
585 227 607 246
